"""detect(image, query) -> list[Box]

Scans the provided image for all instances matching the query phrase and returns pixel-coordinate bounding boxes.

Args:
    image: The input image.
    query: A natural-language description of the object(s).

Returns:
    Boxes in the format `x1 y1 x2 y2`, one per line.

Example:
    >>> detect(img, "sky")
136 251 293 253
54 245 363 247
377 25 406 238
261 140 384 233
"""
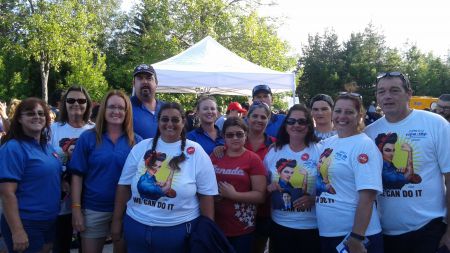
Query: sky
121 0 450 58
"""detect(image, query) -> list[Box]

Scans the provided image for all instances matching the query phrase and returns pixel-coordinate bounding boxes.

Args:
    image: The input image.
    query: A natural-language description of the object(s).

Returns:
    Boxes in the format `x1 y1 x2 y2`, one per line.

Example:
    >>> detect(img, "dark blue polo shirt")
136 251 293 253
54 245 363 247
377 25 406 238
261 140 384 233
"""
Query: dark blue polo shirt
130 96 164 139
187 126 225 155
265 113 286 138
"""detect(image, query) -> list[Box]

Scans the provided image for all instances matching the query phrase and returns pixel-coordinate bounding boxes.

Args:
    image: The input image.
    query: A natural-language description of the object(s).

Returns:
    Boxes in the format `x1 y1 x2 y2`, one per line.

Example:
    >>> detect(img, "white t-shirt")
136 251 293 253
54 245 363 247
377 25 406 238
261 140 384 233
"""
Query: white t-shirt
364 110 450 235
119 138 218 226
49 122 95 215
315 134 383 237
264 143 321 229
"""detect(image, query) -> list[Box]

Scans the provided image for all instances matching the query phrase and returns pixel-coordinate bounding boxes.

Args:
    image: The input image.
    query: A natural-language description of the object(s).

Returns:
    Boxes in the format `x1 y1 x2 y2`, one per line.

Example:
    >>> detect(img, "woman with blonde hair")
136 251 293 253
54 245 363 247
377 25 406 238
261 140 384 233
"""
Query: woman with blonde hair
69 90 142 253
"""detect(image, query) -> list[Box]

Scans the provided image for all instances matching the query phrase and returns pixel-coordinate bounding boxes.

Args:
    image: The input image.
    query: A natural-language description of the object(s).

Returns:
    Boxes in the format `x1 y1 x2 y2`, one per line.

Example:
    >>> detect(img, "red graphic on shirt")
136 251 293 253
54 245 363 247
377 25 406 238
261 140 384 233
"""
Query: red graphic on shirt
187 147 195 154
301 153 309 161
358 154 369 164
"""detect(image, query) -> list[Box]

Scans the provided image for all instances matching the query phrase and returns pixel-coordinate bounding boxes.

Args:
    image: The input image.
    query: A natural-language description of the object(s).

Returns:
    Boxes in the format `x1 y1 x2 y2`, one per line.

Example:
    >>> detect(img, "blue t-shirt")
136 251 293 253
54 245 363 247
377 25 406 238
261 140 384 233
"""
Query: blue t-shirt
187 126 224 155
266 113 286 138
131 96 164 139
68 130 142 212
0 139 62 220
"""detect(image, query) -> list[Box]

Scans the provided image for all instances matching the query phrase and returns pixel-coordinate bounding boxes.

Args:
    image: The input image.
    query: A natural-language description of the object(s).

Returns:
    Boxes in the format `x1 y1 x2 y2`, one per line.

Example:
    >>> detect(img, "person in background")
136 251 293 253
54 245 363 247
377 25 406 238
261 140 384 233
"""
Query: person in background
49 89 64 120
187 96 224 155
365 72 450 253
50 85 94 253
130 64 165 139
0 98 62 253
251 85 286 138
111 102 217 253
69 90 141 253
264 104 321 253
0 101 9 134
317 92 383 253
309 94 337 140
435 94 450 122
211 117 266 253
215 101 247 131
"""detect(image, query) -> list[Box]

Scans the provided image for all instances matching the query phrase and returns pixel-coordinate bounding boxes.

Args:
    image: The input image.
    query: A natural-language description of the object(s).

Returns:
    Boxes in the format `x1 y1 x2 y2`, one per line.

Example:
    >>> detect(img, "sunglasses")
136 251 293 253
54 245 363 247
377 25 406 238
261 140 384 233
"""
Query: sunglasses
22 111 45 117
338 92 362 100
286 118 308 126
159 117 181 124
224 131 245 139
66 98 87 104
376 72 409 86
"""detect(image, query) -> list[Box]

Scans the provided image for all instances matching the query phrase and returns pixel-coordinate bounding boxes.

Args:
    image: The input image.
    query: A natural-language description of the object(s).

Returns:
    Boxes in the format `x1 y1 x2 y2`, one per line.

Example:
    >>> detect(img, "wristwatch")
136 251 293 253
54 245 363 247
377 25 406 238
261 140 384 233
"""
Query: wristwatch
350 232 365 241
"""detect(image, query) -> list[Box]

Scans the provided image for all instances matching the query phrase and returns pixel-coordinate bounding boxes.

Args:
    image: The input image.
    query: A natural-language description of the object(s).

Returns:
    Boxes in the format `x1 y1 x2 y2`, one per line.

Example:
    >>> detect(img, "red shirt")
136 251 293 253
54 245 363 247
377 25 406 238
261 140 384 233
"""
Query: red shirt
211 150 266 236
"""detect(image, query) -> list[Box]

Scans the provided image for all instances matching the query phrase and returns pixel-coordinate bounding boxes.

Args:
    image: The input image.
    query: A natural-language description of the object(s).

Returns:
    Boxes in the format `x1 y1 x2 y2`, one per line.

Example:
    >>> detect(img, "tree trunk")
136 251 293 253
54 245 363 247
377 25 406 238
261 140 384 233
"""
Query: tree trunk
40 52 50 102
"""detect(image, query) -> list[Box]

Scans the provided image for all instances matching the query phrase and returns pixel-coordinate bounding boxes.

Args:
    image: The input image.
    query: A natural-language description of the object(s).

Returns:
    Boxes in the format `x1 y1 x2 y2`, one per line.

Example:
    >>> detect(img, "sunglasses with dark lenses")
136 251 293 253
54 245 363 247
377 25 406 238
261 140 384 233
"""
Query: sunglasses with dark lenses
66 98 87 104
286 118 308 126
159 117 181 124
338 92 362 100
22 111 45 117
224 131 245 139
376 72 404 80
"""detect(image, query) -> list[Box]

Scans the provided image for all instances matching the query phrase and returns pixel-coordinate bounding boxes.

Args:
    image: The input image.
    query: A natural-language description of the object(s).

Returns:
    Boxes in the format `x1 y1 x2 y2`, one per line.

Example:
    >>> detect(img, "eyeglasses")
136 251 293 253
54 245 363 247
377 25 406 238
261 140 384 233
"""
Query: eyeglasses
224 131 245 139
66 98 87 104
159 117 182 124
286 118 308 126
106 105 126 112
22 111 45 118
338 92 362 100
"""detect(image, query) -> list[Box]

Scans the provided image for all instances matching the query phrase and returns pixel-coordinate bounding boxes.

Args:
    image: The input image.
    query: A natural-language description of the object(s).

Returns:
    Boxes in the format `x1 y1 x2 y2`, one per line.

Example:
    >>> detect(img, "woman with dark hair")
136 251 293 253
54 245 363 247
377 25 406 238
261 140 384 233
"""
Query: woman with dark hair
187 96 224 155
0 98 62 253
310 94 337 140
264 103 322 253
316 92 383 253
68 90 141 253
111 102 217 253
49 85 95 253
375 132 421 189
210 117 266 253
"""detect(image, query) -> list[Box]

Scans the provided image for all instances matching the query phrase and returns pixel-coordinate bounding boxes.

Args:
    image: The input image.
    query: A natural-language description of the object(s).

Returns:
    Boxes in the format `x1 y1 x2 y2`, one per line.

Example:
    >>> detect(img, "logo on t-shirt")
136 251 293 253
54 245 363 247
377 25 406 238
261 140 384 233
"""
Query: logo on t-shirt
301 153 309 161
187 146 195 154
358 154 369 164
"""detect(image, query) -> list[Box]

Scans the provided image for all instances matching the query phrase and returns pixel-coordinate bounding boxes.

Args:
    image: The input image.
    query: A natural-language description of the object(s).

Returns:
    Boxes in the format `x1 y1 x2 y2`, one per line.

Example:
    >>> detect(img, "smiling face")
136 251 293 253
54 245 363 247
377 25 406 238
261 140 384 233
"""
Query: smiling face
19 104 46 139
248 107 269 133
332 99 360 137
280 167 294 182
376 77 412 122
198 99 218 125
65 91 87 120
311 100 332 126
133 73 157 102
286 110 309 141
158 108 185 143
105 95 126 127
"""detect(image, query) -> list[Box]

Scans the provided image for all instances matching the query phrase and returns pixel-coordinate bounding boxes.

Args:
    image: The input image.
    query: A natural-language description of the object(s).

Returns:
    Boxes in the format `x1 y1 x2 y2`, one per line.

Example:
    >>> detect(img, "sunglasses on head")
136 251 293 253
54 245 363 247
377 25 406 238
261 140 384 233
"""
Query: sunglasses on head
159 117 181 124
286 118 308 126
224 131 245 139
376 72 409 86
66 98 87 104
22 111 45 117
338 92 362 100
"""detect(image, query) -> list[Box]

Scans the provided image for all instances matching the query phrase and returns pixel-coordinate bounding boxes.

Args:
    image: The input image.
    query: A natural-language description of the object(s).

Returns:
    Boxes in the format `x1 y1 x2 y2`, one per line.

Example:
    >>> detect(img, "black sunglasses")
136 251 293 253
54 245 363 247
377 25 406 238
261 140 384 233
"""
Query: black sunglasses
338 92 362 100
159 117 181 124
224 131 245 139
66 98 87 104
286 118 308 126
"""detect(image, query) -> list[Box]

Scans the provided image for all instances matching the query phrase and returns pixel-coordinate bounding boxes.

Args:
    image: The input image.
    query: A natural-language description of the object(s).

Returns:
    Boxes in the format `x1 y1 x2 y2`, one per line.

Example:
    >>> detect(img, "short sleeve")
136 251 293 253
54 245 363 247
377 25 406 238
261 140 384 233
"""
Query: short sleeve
435 119 450 173
352 138 383 193
0 140 26 182
194 144 218 195
67 131 92 176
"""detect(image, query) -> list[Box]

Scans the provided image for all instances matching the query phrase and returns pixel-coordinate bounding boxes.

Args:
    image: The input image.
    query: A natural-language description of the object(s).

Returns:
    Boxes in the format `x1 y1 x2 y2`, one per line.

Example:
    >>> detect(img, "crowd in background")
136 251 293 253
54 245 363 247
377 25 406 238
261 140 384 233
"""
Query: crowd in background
0 65 449 253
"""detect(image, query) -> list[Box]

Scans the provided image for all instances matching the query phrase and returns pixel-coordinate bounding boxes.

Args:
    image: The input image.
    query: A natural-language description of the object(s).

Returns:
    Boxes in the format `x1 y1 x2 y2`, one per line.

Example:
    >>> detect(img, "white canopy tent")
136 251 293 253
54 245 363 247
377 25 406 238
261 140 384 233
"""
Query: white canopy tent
152 36 296 96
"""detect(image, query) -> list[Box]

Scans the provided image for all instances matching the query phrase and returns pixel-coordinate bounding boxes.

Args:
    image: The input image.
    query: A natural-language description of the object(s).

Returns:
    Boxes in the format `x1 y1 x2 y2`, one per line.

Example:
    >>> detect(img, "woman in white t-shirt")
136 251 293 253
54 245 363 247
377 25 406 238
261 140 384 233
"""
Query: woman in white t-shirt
111 102 218 253
316 92 383 253
264 104 322 253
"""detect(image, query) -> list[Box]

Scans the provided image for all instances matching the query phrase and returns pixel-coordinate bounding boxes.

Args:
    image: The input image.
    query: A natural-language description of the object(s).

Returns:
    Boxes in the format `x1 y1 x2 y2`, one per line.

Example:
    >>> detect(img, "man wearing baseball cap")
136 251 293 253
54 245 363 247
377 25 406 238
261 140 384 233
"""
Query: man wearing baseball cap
252 84 286 137
131 64 165 139
215 102 247 131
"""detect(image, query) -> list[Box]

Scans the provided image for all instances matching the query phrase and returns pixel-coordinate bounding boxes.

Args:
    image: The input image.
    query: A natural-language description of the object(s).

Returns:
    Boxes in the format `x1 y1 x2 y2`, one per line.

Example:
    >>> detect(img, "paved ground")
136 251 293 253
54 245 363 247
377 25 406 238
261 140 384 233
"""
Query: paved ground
70 244 112 253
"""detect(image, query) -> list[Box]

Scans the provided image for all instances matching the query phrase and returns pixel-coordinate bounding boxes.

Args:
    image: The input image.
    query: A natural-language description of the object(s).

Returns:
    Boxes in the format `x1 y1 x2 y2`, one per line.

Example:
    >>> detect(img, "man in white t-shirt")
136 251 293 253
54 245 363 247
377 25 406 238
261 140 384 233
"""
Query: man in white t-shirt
365 72 450 253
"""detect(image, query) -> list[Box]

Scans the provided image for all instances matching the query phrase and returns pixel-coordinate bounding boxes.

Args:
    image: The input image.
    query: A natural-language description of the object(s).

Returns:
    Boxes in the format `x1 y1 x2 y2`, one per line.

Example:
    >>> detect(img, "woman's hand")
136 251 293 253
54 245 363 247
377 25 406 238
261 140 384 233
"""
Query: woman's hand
267 182 281 193
293 194 315 210
213 146 225 158
346 236 367 253
401 143 412 152
12 228 29 252
218 181 237 199
72 208 85 232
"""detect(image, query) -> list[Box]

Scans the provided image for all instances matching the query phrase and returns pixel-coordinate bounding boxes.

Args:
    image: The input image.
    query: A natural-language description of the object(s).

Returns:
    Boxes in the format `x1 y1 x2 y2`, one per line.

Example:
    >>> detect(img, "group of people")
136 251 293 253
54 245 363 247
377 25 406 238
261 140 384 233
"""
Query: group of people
0 65 449 253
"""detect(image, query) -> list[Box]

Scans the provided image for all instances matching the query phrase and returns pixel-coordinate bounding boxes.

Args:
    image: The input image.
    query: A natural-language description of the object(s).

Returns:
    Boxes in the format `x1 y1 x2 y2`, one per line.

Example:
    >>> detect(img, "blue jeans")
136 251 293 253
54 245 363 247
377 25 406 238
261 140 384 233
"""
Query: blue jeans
1 215 56 253
123 214 199 253
320 232 384 253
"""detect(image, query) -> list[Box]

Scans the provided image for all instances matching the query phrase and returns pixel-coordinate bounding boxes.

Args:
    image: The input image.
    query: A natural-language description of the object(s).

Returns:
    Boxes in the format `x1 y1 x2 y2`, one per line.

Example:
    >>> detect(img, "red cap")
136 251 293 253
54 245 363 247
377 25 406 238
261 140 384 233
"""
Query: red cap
227 102 247 113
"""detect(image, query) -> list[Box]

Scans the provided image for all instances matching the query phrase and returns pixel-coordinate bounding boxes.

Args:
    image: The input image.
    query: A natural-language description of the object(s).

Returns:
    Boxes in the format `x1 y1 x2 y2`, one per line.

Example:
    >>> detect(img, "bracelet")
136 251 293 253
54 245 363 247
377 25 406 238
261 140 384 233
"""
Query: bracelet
350 232 365 241
71 203 81 208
